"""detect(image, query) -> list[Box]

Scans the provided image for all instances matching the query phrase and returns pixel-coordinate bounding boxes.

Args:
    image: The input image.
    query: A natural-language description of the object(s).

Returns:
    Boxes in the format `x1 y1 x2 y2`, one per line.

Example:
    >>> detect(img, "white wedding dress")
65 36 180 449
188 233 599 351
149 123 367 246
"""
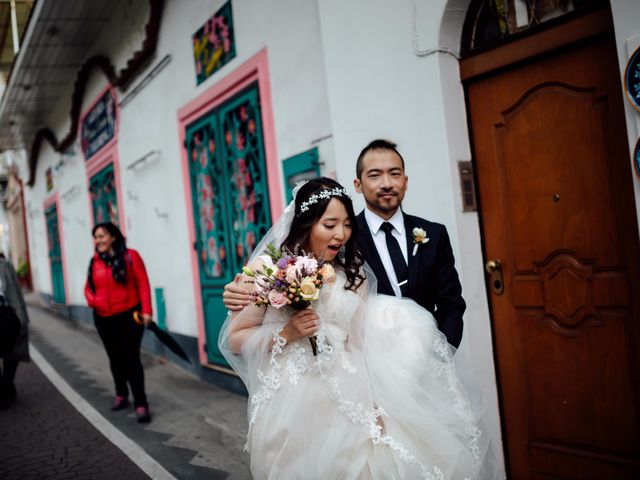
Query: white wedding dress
220 267 502 479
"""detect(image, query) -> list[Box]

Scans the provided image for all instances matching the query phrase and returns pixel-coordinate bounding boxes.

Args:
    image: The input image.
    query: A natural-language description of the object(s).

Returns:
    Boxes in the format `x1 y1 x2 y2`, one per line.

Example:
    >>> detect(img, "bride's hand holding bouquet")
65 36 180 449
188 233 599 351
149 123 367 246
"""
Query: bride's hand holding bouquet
283 308 319 346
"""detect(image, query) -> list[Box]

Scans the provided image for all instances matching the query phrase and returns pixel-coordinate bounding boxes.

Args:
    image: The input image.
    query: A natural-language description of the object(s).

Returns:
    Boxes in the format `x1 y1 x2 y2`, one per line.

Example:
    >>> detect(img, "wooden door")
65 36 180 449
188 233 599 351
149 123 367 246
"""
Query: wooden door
467 33 640 478
185 83 271 365
45 203 65 304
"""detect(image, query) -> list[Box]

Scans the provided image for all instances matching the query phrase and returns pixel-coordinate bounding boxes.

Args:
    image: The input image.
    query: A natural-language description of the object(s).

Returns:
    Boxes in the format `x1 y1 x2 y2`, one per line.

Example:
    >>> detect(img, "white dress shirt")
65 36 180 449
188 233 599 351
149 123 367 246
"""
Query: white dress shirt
364 207 408 297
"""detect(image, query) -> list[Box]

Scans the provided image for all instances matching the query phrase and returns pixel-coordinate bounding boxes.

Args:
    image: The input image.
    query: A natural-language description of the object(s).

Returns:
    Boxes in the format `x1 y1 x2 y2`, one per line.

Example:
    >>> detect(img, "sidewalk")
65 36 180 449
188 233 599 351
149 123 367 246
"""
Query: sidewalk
9 296 251 479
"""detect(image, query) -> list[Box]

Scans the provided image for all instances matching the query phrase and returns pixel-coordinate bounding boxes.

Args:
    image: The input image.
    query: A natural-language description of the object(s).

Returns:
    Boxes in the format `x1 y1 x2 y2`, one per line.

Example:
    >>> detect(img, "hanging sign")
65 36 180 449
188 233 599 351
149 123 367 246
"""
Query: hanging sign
192 1 236 85
81 89 117 159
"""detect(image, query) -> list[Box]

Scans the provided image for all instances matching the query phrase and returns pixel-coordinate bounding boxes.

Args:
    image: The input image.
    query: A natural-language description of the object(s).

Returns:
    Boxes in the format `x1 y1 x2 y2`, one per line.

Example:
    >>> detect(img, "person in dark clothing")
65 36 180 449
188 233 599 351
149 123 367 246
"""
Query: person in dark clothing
352 139 466 348
84 223 153 423
0 257 29 409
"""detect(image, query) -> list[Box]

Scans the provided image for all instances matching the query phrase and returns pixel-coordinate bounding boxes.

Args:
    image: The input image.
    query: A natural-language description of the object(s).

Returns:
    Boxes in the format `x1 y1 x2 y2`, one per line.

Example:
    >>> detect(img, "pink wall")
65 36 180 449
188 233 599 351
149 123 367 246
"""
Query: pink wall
177 48 282 366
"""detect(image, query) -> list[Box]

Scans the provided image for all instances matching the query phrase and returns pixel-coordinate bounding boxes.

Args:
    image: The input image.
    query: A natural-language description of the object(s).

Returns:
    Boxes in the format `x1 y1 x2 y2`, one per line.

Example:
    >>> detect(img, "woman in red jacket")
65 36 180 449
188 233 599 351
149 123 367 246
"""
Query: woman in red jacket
84 222 152 423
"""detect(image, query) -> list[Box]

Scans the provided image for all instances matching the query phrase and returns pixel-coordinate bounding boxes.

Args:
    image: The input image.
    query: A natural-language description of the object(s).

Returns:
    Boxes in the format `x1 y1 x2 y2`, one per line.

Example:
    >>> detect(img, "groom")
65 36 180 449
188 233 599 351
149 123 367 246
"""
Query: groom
354 139 465 348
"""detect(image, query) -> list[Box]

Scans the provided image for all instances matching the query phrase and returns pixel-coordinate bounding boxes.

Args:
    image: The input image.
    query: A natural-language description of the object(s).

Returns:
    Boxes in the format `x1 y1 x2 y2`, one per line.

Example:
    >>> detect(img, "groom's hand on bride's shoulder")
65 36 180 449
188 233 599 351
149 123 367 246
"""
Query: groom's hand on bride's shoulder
223 273 252 311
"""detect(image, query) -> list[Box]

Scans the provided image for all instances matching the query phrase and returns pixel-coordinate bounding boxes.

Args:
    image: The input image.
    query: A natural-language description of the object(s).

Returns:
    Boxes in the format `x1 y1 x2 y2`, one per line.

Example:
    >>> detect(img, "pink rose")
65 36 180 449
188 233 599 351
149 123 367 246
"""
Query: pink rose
286 264 299 284
268 290 289 309
319 263 336 283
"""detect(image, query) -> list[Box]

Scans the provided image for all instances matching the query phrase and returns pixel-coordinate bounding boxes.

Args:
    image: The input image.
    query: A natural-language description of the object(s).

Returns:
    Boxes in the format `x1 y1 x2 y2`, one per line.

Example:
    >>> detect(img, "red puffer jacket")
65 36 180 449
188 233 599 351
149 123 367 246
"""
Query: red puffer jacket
84 248 153 317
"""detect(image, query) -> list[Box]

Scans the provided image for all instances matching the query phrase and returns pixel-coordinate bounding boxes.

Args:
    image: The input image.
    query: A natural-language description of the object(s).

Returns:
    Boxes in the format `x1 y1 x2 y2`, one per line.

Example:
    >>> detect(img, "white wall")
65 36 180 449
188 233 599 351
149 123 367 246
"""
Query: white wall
316 0 504 461
21 0 334 337
437 0 505 465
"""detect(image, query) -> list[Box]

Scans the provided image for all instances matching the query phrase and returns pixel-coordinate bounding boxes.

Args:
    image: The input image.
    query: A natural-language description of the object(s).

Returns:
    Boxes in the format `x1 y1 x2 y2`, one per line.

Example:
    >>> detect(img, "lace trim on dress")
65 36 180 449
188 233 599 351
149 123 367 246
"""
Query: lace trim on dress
246 320 479 479
432 334 482 472
245 325 287 451
314 345 442 479
285 343 309 385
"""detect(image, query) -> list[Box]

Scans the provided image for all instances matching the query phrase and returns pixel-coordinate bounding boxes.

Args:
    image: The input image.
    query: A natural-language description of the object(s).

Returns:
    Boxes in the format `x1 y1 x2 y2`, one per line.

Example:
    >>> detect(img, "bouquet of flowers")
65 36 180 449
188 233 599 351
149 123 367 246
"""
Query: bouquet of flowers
242 243 337 355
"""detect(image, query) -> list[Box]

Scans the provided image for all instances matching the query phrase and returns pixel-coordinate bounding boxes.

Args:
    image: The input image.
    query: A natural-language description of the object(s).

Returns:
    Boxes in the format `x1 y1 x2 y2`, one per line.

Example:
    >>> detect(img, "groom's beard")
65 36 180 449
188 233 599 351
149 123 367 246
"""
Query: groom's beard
367 190 402 214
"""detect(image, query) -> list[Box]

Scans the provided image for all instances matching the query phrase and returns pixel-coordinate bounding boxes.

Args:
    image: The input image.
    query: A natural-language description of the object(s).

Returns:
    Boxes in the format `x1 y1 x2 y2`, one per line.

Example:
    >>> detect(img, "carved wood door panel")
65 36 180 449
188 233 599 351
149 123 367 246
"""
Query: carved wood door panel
468 34 640 479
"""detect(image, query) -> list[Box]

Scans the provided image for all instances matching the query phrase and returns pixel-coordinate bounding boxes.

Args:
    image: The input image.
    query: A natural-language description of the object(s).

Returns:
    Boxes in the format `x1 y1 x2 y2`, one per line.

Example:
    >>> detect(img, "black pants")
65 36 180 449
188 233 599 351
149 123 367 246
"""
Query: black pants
94 306 148 408
0 302 20 398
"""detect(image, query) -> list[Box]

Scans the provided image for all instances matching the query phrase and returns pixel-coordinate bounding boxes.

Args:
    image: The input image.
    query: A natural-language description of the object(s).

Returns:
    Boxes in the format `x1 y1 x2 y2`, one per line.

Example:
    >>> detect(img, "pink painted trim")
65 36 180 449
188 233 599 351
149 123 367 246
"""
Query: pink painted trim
43 193 70 305
177 48 282 366
81 85 126 233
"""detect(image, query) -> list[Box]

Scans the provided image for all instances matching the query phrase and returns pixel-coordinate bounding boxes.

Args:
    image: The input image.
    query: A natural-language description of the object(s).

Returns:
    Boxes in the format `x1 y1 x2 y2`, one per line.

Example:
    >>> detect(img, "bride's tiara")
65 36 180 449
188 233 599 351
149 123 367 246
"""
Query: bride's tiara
299 187 351 213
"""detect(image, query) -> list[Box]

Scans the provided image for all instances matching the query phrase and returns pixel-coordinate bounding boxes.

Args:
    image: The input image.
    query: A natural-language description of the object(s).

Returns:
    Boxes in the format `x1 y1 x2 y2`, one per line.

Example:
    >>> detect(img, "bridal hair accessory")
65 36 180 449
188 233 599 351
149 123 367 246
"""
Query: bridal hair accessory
299 187 351 214
411 227 429 256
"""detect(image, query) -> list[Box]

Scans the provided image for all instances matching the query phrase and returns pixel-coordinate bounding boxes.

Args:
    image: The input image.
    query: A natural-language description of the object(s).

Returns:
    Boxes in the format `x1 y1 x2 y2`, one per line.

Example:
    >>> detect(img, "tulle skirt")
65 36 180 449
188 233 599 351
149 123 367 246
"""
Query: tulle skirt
247 295 500 479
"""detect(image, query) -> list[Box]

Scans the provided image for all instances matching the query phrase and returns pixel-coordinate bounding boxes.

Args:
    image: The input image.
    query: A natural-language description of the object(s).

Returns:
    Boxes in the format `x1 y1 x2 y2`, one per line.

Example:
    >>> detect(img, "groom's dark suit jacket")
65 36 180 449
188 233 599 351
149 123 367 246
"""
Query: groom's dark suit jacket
357 211 466 348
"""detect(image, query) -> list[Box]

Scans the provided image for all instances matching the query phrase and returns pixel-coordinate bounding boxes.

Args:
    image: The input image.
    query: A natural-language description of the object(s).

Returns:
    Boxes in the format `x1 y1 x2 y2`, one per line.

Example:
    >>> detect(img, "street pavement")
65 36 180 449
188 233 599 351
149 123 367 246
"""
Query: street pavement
0 297 251 479
0 359 149 480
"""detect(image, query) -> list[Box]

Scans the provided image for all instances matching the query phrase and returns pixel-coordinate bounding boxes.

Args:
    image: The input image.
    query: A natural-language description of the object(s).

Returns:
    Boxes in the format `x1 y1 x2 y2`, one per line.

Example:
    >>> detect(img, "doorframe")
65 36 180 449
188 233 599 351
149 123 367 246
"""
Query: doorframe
177 48 282 367
437 3 628 471
459 8 613 81
80 84 126 232
43 193 69 304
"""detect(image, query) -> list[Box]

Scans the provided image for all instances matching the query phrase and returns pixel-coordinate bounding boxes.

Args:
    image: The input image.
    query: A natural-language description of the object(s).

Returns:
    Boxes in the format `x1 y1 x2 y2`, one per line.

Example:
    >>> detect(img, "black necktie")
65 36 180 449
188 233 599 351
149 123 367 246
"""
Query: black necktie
380 222 408 296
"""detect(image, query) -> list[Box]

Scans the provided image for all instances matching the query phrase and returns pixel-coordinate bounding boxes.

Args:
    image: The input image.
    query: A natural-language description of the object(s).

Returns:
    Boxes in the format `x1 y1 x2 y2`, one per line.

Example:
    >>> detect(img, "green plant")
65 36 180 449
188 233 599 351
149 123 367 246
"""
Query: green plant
16 259 29 278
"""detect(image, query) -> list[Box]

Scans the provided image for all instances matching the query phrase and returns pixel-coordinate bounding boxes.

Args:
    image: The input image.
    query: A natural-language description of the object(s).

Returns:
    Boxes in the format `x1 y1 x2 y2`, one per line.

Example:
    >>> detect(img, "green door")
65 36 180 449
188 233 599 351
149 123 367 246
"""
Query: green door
89 163 119 225
45 203 66 304
185 83 272 365
282 147 321 203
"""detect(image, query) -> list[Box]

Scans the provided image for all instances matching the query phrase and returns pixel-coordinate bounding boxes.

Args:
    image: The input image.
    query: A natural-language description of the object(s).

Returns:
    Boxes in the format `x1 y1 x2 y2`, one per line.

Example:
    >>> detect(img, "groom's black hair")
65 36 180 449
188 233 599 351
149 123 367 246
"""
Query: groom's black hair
356 139 406 179
282 177 365 292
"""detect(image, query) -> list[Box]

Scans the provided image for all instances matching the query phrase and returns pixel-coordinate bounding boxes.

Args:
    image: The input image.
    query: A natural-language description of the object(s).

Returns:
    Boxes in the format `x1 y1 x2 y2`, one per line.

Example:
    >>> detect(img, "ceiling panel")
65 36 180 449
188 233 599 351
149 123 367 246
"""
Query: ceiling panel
0 0 119 150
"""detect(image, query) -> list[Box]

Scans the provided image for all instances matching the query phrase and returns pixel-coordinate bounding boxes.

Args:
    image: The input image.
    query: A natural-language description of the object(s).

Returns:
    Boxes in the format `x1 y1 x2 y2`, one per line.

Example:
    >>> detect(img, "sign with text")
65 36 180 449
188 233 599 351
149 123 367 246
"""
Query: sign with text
81 89 117 159
192 1 236 85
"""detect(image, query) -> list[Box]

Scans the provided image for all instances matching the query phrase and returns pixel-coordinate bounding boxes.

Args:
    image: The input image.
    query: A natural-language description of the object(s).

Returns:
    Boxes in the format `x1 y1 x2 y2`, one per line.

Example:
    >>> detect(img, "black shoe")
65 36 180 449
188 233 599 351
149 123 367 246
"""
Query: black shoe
0 379 16 406
3 382 16 401
135 406 151 423
111 396 129 411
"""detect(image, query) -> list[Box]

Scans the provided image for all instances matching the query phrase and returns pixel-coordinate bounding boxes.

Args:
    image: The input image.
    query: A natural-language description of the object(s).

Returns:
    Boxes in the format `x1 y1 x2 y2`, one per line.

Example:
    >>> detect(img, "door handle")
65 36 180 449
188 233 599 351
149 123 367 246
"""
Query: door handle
485 259 504 295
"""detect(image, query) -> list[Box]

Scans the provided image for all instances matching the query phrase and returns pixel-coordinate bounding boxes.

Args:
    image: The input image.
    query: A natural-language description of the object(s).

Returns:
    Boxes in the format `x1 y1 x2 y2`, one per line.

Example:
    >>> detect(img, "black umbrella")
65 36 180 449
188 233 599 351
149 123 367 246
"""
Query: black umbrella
134 312 191 364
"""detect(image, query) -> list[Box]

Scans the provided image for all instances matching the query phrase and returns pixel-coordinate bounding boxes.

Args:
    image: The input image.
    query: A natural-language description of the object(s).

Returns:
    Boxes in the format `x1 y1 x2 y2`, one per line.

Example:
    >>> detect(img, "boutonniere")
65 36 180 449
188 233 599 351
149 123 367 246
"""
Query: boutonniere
412 227 429 256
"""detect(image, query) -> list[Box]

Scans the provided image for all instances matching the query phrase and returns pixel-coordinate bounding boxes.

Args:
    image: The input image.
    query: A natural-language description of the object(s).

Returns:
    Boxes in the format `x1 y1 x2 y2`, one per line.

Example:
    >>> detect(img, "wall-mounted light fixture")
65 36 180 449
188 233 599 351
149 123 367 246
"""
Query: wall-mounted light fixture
61 185 81 201
154 208 168 220
127 149 161 172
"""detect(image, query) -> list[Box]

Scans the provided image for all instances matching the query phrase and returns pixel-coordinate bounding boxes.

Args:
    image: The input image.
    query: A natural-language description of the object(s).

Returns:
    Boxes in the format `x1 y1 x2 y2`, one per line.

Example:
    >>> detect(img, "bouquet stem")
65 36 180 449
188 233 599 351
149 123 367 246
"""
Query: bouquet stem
291 300 317 356
309 336 318 356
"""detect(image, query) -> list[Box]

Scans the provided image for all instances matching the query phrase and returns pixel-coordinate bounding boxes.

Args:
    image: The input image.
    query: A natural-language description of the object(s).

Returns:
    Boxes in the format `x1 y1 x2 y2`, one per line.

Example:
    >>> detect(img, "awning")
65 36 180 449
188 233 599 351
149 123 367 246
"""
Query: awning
0 0 113 151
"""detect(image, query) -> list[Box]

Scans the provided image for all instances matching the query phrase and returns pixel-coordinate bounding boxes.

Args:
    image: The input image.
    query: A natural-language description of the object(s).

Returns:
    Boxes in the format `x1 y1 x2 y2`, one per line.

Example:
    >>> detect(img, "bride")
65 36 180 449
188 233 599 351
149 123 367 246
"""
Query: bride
219 178 503 479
